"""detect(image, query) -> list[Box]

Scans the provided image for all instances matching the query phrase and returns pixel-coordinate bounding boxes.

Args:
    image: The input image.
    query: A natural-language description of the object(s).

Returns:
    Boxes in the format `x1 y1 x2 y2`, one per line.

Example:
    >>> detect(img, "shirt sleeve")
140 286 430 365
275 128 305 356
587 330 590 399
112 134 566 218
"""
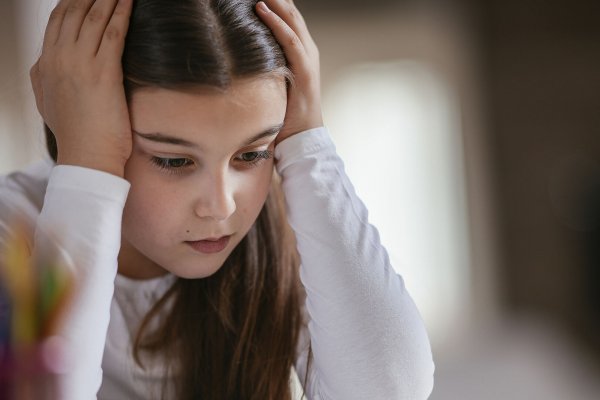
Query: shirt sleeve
275 127 435 400
34 165 130 400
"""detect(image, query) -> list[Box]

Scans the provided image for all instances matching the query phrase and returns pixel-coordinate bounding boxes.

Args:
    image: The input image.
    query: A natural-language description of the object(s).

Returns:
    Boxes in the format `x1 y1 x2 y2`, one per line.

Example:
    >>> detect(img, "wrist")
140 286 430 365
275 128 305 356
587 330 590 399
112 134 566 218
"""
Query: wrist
57 153 126 178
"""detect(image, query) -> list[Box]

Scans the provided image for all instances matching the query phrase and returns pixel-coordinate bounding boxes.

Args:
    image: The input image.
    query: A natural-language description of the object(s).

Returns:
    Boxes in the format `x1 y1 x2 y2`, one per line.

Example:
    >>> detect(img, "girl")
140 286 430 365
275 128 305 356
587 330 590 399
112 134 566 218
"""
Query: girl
1 0 435 398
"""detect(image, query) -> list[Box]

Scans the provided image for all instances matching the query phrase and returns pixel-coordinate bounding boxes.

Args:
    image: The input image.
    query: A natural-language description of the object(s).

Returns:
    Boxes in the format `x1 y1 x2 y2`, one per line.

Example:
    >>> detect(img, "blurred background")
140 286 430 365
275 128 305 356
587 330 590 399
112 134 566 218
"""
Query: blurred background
1 0 599 398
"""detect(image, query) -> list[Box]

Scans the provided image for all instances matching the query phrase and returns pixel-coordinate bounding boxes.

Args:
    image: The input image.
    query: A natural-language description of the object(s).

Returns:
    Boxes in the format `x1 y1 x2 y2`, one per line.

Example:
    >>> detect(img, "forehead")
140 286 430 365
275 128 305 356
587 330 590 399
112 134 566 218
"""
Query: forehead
128 77 287 145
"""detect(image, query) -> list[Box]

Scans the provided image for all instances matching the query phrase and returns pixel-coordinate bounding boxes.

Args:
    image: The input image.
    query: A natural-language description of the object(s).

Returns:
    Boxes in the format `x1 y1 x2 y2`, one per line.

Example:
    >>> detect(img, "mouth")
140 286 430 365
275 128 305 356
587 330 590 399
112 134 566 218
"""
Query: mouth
185 235 231 254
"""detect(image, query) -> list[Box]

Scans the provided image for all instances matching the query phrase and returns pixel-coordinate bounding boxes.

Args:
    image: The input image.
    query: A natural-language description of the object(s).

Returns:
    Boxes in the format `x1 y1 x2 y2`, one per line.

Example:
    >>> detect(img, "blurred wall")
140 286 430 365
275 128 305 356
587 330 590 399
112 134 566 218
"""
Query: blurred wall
0 0 53 175
476 0 600 355
301 0 501 345
0 0 33 173
301 0 600 362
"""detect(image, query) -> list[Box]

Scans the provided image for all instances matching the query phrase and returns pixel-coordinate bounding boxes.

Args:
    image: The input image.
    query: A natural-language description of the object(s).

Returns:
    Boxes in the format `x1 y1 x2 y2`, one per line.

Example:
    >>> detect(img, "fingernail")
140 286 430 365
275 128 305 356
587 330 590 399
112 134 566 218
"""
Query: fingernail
257 1 270 13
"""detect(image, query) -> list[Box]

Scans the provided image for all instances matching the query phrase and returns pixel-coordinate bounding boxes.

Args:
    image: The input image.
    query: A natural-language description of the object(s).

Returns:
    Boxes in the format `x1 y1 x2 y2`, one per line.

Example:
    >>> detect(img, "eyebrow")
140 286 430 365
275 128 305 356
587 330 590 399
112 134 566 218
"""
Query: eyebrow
133 123 284 148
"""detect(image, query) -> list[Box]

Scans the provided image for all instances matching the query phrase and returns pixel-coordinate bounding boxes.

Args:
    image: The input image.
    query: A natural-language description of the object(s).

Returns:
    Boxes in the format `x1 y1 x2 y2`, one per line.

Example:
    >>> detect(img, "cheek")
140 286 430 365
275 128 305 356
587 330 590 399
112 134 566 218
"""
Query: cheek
237 168 274 219
123 185 164 224
122 188 163 244
122 160 181 240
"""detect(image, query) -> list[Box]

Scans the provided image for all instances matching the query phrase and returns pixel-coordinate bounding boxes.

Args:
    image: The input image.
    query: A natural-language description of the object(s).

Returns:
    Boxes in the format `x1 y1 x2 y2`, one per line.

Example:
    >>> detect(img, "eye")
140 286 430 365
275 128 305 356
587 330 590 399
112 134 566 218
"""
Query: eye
240 152 260 162
150 157 194 174
236 150 273 167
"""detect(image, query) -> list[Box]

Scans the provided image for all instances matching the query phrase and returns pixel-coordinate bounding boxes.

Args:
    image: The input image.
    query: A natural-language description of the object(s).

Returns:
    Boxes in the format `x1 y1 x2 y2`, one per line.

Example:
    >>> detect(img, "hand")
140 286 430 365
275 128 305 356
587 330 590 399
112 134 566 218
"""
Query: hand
30 0 134 177
256 0 324 144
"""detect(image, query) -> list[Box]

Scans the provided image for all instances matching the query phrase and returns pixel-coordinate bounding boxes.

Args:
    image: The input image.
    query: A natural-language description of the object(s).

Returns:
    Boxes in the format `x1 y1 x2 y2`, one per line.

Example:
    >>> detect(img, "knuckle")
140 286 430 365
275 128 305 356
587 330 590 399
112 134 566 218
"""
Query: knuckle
287 7 298 20
66 0 89 14
85 9 105 24
112 3 128 17
287 34 302 49
104 26 123 41
48 6 66 22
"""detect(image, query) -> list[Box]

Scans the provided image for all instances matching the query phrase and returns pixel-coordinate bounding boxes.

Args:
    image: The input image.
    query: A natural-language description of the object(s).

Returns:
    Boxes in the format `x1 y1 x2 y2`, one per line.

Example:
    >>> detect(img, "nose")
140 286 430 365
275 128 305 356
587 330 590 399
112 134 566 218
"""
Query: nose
193 169 236 221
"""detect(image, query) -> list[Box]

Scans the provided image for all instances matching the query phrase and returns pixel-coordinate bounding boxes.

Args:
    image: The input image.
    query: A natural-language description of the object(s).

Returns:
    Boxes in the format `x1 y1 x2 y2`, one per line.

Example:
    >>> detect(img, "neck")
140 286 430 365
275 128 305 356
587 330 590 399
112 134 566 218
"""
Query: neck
118 239 170 280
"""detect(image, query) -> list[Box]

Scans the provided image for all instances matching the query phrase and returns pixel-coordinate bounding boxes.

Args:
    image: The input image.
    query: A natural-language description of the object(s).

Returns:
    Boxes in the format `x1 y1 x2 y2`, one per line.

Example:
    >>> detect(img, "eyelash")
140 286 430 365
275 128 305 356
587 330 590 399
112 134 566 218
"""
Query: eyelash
150 150 273 175
150 157 194 175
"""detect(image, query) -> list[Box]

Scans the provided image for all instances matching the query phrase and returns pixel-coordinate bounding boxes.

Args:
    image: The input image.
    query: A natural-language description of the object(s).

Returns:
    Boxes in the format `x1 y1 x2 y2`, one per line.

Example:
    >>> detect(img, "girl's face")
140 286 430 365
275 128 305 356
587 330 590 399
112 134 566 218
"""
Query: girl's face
118 77 287 279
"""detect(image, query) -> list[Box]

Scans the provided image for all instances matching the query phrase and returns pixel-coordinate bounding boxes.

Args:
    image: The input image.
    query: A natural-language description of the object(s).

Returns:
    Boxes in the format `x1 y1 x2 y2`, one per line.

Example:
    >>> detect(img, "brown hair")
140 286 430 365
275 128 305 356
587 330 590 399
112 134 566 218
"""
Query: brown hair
44 0 312 398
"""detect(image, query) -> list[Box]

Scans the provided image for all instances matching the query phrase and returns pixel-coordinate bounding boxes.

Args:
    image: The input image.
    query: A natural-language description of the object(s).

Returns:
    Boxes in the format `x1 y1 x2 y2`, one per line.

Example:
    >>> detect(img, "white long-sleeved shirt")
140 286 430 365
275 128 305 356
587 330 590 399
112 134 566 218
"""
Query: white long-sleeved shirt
0 127 435 399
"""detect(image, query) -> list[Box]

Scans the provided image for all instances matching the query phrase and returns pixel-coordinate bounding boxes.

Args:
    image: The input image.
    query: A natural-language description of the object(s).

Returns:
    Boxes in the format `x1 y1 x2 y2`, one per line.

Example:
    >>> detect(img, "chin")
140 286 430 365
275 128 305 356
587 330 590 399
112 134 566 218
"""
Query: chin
166 260 226 280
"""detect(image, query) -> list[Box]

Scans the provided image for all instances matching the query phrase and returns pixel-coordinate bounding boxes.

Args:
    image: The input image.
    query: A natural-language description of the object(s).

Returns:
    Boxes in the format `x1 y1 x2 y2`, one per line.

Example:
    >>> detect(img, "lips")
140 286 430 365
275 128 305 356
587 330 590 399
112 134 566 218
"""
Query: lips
186 235 231 254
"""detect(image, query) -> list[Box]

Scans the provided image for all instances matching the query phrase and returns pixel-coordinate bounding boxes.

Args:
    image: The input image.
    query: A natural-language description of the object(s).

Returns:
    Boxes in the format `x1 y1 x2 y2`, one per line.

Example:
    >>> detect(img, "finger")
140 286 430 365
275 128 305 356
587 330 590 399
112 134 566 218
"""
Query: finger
57 0 95 45
42 1 68 49
261 0 315 51
256 2 310 70
77 0 119 55
96 0 133 60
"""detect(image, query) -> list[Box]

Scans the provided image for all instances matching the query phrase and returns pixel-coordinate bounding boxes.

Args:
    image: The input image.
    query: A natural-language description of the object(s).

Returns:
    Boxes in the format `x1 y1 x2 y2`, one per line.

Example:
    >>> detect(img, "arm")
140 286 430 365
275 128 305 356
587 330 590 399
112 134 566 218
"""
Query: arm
0 163 130 399
276 127 435 399
258 1 434 397
39 165 130 399
27 1 135 393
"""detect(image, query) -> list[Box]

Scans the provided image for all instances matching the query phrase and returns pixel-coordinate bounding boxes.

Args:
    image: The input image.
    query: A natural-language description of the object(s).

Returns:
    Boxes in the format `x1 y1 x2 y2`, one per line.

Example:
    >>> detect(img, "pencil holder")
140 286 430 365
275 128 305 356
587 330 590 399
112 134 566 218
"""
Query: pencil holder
0 336 64 400
0 219 74 400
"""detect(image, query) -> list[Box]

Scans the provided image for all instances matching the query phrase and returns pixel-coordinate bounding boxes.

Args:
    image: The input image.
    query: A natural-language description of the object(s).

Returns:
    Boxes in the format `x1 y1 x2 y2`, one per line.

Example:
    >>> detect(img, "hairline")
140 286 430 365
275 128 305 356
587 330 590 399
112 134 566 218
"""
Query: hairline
125 68 294 97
